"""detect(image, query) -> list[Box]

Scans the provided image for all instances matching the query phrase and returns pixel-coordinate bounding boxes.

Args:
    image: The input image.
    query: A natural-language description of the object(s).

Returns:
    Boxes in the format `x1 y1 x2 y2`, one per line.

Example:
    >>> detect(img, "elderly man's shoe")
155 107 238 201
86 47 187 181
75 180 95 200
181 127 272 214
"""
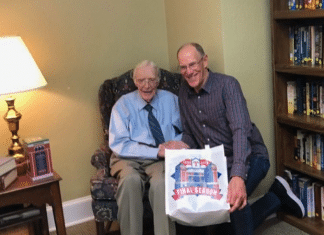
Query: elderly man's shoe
269 176 305 218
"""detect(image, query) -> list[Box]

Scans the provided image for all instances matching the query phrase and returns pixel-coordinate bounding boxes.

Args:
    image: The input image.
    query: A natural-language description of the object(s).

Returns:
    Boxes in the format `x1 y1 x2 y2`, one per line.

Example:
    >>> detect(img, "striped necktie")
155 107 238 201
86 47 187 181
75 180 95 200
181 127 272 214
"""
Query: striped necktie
144 104 165 146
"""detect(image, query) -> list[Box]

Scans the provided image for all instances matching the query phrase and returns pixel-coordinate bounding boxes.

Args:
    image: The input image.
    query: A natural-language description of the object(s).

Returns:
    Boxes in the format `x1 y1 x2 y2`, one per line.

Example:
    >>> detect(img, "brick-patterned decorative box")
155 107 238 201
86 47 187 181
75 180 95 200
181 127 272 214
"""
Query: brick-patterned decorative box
23 137 53 180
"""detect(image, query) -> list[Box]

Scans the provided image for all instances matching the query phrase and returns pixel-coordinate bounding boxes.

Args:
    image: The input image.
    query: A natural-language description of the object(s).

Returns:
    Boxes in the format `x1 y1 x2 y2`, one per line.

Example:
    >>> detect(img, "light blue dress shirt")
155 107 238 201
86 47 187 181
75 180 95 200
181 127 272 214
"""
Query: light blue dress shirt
109 89 182 160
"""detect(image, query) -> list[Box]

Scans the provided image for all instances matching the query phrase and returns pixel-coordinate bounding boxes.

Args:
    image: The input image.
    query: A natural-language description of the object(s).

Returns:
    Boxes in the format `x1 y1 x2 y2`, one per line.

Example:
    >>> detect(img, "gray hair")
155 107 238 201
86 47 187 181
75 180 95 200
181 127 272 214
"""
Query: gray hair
177 43 206 58
132 60 161 82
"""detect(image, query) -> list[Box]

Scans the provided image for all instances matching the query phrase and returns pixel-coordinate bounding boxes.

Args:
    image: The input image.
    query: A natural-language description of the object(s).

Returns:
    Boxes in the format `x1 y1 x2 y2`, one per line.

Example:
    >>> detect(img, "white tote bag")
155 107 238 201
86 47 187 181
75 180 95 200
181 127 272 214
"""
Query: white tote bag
165 145 230 226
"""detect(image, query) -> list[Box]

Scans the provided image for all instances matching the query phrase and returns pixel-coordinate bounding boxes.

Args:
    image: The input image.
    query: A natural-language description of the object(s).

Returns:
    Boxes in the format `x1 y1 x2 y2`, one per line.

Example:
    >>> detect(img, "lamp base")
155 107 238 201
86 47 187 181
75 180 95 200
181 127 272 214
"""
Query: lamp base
4 97 27 175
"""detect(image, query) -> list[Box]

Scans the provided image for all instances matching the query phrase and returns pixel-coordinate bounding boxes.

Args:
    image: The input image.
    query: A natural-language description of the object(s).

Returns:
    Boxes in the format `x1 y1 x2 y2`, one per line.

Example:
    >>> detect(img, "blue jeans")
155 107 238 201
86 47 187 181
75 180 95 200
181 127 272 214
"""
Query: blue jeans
230 155 280 235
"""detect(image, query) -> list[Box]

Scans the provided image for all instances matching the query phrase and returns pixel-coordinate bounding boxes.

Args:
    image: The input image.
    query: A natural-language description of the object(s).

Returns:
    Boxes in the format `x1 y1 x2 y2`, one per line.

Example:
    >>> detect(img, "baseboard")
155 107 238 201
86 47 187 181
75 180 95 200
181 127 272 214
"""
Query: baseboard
46 195 94 232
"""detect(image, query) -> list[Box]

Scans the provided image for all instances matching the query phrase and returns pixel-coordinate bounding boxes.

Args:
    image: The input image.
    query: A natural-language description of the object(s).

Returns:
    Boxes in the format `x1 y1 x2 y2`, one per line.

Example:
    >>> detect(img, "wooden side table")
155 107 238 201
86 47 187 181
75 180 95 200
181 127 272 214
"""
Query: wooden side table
0 171 66 235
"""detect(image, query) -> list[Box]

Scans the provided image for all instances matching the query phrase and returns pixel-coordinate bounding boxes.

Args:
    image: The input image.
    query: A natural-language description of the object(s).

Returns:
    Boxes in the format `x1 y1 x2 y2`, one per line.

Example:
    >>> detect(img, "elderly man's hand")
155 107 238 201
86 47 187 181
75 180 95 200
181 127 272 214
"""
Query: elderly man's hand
164 141 189 150
227 176 247 213
157 141 189 158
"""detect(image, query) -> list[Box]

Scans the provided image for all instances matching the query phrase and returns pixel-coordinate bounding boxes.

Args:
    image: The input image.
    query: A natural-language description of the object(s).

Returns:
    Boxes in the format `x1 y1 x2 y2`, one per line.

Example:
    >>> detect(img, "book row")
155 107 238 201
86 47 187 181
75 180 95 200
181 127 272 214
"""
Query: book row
289 25 323 66
285 169 324 220
287 80 324 117
289 0 324 10
294 130 324 171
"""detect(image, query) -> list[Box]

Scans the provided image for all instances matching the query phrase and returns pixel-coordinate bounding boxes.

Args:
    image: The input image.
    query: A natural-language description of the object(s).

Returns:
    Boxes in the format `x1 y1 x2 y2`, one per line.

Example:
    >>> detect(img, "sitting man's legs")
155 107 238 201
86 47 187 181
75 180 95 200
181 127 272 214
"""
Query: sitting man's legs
144 160 176 235
111 158 146 235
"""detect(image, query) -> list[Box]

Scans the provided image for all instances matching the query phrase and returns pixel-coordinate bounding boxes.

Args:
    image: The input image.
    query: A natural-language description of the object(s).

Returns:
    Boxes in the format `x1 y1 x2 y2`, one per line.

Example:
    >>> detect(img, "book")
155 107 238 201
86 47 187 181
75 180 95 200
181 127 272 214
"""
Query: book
305 0 316 10
0 167 17 190
307 183 315 217
316 133 322 170
305 134 312 166
292 173 300 198
314 182 323 219
0 157 17 176
296 78 305 115
314 25 323 67
287 81 297 114
321 186 324 221
298 177 312 216
306 82 310 115
297 130 305 163
289 0 297 10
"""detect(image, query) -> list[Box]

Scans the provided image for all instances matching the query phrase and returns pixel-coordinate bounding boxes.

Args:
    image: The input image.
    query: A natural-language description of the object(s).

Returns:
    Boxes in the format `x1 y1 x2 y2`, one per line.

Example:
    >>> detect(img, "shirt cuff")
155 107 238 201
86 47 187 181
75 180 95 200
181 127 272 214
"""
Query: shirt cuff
147 147 159 160
230 163 248 180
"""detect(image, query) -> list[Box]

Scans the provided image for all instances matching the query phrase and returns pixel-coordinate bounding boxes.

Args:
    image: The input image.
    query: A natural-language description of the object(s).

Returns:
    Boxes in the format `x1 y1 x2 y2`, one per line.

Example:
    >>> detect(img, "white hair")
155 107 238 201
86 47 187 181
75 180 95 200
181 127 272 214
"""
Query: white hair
132 60 161 81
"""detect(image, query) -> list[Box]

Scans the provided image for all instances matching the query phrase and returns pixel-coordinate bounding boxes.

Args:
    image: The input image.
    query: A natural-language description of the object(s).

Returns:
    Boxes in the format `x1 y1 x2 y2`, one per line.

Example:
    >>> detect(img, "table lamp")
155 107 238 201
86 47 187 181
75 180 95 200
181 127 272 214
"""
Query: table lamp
0 36 47 163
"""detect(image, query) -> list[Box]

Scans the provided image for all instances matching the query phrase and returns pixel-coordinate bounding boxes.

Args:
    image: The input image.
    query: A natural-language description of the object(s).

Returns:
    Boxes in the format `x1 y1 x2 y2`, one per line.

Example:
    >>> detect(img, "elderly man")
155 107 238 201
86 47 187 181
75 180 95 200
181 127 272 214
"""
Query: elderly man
109 60 182 235
175 43 304 234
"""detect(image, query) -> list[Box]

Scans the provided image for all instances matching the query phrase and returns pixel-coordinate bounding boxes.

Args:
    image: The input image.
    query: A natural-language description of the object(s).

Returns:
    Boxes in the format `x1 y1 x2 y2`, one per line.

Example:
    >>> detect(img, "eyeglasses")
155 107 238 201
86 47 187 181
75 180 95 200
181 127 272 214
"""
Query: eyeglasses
178 57 204 73
135 78 158 86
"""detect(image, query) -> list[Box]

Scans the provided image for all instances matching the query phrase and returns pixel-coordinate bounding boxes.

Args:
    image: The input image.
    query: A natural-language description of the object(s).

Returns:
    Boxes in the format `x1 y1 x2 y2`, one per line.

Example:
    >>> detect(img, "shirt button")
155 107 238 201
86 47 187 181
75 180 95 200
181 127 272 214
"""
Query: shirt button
199 110 202 113
198 96 200 99
203 124 206 128
207 138 210 142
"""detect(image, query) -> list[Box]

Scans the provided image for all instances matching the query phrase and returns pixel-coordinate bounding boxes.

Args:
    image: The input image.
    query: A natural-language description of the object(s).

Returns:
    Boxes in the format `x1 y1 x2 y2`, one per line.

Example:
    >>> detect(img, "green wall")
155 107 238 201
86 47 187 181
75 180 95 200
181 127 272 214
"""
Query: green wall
0 0 273 202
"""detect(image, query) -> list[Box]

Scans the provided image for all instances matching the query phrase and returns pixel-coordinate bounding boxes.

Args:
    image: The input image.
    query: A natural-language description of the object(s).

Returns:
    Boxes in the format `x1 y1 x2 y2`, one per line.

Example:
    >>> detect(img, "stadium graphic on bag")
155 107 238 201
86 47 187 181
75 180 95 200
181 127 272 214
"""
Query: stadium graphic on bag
171 158 223 200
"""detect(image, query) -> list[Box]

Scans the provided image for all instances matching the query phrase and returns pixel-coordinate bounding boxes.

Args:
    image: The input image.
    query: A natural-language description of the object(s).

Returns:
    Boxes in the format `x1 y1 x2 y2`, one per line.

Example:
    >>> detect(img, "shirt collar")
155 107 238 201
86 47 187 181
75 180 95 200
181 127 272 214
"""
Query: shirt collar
185 70 213 96
136 90 160 110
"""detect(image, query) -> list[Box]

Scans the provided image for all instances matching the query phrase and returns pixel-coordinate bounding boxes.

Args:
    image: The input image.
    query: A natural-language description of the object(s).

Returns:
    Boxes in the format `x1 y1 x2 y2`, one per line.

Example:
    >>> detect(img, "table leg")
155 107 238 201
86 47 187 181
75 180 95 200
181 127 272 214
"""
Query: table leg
50 182 66 235
40 204 50 235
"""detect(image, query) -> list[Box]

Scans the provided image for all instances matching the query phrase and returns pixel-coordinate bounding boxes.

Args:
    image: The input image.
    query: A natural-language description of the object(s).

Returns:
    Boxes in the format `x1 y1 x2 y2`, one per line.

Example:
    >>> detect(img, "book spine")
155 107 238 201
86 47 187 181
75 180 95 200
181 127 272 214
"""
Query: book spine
307 185 312 217
299 178 309 216
289 0 297 10
314 182 322 219
311 25 316 66
290 26 295 64
306 82 310 115
294 26 302 65
322 135 324 171
292 173 300 197
288 81 297 114
296 78 304 115
316 134 322 170
305 134 311 165
0 168 17 190
322 186 324 221
313 134 318 169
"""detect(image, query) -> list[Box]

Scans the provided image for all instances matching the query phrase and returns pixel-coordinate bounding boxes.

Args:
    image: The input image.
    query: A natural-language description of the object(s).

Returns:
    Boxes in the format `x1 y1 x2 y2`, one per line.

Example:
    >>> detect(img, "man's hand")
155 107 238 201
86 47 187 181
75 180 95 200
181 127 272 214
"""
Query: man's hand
157 141 189 158
227 176 247 213
164 141 189 150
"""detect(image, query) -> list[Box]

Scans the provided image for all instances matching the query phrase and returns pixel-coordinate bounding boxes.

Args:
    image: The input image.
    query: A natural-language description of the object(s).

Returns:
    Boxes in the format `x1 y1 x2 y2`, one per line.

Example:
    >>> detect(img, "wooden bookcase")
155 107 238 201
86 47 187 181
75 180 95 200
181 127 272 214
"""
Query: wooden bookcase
271 1 324 234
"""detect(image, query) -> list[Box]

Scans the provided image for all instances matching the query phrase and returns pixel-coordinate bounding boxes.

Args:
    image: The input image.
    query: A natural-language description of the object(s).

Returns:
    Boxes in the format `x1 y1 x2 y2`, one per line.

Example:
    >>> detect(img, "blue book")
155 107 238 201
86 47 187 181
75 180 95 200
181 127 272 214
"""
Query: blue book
294 26 302 65
289 0 297 10
298 177 312 216
292 173 300 198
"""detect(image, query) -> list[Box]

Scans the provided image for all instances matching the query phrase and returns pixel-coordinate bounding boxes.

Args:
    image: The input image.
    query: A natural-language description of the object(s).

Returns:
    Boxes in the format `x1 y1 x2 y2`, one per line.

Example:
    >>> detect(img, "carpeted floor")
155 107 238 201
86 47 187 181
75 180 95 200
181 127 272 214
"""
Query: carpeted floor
48 217 310 235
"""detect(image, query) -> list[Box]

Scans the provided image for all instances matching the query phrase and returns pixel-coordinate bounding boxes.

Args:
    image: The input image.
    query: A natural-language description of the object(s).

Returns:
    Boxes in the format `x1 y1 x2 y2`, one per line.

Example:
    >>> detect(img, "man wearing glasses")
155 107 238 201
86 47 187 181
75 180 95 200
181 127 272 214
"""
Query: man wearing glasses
175 43 304 234
109 60 184 235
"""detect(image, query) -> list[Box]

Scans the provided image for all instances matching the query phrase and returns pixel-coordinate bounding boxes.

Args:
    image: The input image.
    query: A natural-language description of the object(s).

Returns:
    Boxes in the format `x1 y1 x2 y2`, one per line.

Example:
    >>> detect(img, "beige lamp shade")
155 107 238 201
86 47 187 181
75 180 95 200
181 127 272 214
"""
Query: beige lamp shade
0 36 47 95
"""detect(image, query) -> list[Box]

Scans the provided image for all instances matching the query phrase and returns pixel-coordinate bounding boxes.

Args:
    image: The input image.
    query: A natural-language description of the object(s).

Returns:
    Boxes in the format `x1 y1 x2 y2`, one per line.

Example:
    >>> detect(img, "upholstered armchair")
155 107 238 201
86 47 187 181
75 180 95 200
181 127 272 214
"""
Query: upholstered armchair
90 68 182 235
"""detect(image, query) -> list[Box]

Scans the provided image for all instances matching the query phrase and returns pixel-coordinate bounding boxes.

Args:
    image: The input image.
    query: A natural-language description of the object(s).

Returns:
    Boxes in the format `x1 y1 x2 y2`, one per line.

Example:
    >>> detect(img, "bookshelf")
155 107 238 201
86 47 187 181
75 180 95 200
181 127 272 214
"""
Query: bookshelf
271 0 324 234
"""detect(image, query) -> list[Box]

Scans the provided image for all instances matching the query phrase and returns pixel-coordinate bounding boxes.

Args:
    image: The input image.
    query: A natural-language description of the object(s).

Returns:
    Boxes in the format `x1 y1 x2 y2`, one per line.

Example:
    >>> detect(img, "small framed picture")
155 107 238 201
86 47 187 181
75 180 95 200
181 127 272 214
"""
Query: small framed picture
23 137 53 181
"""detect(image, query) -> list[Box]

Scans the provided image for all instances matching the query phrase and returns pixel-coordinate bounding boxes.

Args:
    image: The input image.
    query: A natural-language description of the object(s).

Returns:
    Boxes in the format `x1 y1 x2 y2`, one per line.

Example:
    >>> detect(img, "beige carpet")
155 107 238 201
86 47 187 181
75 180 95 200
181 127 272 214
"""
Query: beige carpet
1 218 309 235
48 218 309 235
